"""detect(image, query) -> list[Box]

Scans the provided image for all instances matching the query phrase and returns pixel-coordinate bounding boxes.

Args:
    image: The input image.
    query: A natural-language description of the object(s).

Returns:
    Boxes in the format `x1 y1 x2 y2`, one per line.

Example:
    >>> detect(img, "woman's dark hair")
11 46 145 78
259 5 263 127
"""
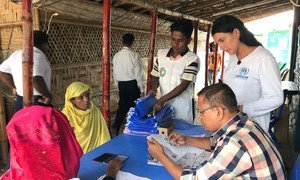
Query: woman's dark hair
211 15 262 46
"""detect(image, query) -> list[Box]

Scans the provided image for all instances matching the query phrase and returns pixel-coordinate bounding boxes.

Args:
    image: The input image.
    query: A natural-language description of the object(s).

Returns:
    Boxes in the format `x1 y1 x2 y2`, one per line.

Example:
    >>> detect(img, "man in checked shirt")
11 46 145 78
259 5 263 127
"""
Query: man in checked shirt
148 83 285 179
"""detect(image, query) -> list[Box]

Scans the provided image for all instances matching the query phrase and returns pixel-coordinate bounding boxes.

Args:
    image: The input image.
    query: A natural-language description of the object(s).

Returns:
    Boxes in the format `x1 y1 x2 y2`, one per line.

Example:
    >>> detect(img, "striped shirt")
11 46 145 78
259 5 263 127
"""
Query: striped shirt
181 113 286 179
151 48 199 83
151 48 199 122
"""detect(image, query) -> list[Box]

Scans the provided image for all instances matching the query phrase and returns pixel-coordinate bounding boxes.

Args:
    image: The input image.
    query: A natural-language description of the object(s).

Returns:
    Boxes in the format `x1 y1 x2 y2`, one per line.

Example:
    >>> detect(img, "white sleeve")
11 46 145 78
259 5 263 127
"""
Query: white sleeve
243 56 283 117
0 52 16 73
33 53 48 77
134 53 145 93
112 56 118 88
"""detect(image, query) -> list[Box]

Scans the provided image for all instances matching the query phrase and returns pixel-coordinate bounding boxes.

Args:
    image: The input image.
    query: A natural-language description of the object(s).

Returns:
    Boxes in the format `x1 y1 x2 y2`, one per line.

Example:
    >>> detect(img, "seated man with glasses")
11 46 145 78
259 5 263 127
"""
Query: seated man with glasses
148 83 285 179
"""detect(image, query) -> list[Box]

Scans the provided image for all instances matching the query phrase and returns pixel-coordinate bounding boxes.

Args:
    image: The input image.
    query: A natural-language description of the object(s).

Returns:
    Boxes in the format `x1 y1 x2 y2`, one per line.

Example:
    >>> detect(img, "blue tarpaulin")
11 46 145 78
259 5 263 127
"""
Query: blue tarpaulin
124 93 174 135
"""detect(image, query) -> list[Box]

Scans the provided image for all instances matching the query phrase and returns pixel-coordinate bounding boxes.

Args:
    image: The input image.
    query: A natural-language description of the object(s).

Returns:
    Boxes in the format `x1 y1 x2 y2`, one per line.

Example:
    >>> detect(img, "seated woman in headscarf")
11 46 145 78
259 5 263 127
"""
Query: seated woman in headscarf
1 105 122 180
1 105 83 179
62 82 111 153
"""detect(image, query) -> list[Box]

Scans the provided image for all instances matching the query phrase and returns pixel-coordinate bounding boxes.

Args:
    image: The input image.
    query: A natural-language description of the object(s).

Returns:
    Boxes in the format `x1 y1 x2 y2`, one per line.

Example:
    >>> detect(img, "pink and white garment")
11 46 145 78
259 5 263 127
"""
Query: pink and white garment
1 105 83 180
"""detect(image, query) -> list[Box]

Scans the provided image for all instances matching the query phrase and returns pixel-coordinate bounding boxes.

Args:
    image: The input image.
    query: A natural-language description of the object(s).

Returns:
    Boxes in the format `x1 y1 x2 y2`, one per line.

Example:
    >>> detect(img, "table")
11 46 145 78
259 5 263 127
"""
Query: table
290 154 300 180
78 120 210 180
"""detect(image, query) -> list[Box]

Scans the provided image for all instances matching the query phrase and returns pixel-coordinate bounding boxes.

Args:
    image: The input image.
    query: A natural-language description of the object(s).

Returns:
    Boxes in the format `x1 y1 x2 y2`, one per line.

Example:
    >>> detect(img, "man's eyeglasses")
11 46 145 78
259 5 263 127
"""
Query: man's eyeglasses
196 106 226 114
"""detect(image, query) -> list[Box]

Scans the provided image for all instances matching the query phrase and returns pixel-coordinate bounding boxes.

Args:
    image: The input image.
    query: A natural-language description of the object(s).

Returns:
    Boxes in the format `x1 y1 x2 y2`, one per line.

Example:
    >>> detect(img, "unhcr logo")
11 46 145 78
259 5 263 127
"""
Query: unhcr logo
235 67 249 80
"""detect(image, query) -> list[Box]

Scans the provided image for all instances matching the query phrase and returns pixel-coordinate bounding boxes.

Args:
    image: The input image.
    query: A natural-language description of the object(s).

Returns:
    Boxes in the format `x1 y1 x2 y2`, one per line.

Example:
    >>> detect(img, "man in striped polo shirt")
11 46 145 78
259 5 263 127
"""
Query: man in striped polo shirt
150 19 199 123
148 83 285 179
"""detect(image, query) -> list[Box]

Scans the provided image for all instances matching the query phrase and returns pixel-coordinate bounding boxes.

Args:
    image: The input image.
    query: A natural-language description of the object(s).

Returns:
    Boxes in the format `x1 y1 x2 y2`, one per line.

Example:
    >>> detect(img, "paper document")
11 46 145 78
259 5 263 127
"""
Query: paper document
147 134 211 169
98 171 150 180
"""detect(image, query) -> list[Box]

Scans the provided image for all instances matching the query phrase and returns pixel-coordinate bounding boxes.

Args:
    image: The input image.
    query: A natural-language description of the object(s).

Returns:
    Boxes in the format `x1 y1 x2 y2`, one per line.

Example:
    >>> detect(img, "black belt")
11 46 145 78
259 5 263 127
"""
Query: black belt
16 94 53 107
118 80 137 84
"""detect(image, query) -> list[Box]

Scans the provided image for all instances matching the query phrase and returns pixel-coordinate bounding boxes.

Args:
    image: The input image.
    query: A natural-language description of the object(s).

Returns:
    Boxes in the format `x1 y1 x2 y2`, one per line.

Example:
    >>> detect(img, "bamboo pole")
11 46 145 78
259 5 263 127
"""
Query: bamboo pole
0 22 22 28
193 21 198 54
220 50 225 81
289 3 300 81
212 0 278 17
22 0 34 107
102 0 111 127
119 0 210 24
204 24 211 87
212 43 219 84
32 8 40 30
0 95 8 166
146 8 157 93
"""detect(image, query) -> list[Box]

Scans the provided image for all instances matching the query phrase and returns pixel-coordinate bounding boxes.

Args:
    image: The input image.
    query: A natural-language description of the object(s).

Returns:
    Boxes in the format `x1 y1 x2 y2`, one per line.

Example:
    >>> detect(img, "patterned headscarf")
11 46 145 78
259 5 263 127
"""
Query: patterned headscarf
1 105 83 180
62 82 110 153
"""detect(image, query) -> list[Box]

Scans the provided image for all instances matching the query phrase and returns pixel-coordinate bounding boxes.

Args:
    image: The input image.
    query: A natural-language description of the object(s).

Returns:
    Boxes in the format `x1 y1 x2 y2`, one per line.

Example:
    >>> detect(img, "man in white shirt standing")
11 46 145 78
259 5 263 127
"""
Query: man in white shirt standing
113 33 144 135
0 30 52 113
150 19 199 123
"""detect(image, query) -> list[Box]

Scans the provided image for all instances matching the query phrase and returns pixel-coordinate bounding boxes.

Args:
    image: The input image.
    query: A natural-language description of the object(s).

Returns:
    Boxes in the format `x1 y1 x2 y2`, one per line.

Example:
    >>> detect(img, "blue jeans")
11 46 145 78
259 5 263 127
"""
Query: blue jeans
14 95 52 114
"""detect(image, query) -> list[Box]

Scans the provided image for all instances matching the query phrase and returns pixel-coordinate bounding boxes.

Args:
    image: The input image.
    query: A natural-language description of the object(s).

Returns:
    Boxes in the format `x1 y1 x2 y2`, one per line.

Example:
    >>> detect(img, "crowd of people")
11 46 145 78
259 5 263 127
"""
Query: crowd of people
0 14 287 179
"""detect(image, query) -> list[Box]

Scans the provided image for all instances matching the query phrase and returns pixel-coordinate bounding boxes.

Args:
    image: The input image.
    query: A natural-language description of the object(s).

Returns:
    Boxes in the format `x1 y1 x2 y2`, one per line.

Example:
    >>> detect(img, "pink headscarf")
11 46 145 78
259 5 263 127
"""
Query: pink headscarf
1 105 83 180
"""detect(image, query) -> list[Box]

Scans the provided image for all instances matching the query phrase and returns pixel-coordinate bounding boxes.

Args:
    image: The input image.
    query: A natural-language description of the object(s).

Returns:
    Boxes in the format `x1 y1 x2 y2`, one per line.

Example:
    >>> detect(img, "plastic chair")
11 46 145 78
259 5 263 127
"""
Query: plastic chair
268 89 288 148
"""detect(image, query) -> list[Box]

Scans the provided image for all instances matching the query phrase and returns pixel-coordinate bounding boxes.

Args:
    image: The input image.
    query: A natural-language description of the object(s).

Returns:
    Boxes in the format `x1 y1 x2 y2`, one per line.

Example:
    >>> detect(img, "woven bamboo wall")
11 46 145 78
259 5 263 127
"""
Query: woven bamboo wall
46 22 170 65
0 0 22 60
0 15 171 113
0 0 22 23
0 26 22 61
0 0 171 113
45 21 170 110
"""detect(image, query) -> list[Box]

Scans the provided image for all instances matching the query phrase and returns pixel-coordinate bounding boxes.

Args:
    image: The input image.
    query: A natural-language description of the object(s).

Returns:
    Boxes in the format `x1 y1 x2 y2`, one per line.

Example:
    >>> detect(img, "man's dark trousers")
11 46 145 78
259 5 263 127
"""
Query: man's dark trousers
113 80 140 134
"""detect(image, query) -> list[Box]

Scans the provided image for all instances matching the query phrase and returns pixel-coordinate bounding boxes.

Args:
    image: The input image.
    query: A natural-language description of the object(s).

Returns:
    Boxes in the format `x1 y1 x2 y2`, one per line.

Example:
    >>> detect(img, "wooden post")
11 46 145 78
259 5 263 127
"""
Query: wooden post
0 95 8 166
193 21 198 54
146 8 157 93
22 0 33 107
32 8 40 30
102 0 111 127
220 50 225 81
212 43 219 84
289 3 300 81
204 24 211 87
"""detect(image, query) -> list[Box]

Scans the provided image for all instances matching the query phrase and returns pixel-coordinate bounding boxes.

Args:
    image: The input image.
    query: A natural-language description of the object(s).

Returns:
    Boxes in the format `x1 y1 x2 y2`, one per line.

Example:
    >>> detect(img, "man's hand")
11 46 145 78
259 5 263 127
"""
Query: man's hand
153 98 165 115
238 105 243 112
106 159 123 178
0 72 17 96
32 76 52 104
12 88 17 96
168 131 187 146
38 96 52 105
147 138 165 161
147 89 157 95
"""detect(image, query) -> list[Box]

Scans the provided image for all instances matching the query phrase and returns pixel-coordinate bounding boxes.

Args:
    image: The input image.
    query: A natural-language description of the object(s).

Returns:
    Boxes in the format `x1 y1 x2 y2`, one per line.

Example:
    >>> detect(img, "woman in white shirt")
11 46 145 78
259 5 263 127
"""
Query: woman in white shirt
211 15 283 131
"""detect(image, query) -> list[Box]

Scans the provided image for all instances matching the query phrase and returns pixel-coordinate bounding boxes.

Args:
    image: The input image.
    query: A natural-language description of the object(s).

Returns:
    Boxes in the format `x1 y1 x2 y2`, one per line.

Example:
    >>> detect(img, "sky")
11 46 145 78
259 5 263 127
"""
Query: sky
245 10 294 34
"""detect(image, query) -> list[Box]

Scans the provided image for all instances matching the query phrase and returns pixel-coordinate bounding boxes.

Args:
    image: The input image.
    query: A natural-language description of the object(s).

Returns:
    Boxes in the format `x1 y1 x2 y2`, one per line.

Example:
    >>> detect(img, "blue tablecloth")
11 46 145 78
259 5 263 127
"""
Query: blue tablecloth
290 154 300 180
174 119 211 136
78 120 210 179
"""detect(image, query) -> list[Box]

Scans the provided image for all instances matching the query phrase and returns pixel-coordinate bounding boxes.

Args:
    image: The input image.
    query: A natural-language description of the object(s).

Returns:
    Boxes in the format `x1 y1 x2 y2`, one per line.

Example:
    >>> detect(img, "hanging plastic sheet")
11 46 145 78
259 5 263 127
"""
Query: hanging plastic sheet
135 92 157 119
